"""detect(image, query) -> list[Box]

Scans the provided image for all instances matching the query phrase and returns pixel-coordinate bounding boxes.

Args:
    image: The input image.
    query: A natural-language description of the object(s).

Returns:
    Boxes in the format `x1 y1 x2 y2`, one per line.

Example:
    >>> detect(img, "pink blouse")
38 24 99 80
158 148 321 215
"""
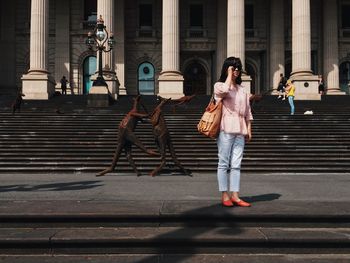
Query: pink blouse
214 82 253 136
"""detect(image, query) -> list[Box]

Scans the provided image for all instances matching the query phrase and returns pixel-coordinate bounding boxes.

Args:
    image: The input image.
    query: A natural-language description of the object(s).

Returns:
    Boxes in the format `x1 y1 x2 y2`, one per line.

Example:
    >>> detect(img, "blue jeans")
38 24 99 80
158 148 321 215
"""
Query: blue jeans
288 96 295 115
216 132 245 192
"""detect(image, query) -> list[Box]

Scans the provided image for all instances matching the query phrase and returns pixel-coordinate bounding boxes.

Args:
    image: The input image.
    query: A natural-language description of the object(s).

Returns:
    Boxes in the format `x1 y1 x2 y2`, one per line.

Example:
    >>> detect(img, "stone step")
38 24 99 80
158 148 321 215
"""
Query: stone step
1 156 349 160
0 226 349 255
0 144 349 150
0 158 350 164
0 143 347 148
0 254 349 263
0 166 349 174
1 139 349 145
1 200 349 228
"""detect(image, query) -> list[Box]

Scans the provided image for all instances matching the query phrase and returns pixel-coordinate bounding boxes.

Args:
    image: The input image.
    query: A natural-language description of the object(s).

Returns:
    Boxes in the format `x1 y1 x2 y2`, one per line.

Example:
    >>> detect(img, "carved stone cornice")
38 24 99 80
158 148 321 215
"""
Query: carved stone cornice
181 39 216 51
245 39 267 51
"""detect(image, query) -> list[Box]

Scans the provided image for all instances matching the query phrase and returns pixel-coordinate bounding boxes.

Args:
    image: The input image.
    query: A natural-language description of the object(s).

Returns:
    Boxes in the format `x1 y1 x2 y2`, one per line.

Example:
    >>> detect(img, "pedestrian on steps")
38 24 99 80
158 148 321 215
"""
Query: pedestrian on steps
285 79 295 115
277 73 287 100
60 76 68 95
214 56 253 207
318 76 325 95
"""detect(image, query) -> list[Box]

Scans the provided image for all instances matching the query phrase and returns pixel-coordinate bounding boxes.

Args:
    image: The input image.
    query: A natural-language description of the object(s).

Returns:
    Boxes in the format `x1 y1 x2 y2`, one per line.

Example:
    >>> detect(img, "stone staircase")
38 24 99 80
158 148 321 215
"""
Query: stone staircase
0 94 350 261
0 94 350 175
0 200 349 261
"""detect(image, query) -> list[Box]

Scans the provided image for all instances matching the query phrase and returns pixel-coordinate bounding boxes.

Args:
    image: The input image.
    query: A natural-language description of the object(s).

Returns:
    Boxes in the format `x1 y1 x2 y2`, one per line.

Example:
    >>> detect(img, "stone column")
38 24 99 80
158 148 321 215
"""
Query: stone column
158 0 184 99
227 0 244 67
290 0 319 100
216 0 227 81
55 0 71 94
323 0 343 94
22 0 55 100
97 0 119 99
115 0 126 95
227 0 251 93
269 0 285 94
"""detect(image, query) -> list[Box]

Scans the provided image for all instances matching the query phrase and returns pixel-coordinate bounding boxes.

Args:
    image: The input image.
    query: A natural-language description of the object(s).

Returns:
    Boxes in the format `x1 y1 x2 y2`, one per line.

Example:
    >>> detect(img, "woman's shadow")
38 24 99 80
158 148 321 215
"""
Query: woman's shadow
240 193 282 203
133 193 282 263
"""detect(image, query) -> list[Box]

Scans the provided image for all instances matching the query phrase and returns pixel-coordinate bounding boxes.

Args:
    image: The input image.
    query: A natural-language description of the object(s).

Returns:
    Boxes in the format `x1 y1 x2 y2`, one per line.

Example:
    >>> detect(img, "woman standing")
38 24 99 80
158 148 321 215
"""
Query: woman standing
285 79 295 115
214 57 253 207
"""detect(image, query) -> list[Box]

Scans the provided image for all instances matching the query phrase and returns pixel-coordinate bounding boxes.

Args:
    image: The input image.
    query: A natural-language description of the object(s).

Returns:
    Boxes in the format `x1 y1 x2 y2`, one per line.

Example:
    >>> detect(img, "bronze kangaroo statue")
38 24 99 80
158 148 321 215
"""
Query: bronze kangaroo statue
148 96 192 177
97 95 158 177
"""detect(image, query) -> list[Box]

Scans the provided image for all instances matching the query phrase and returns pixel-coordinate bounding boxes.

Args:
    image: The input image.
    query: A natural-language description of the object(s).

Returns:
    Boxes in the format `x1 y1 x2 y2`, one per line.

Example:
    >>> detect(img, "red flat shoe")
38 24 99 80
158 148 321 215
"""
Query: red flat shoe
222 198 234 207
231 199 251 207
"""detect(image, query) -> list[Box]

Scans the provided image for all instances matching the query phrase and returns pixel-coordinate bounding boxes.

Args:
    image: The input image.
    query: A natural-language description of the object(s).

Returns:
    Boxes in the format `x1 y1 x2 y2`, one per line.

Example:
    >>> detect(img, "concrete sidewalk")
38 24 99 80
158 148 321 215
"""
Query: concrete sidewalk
0 174 350 202
1 173 349 220
0 173 349 202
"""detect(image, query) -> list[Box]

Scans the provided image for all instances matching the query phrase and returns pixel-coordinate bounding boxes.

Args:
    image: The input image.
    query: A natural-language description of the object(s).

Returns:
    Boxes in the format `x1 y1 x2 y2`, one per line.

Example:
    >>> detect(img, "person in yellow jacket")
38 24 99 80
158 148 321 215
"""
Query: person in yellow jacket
285 79 295 115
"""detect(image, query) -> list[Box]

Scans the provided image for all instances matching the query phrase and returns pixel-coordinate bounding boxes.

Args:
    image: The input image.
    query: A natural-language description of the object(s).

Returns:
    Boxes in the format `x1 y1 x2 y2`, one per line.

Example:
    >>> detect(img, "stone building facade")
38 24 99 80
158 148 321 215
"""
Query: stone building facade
1 0 350 99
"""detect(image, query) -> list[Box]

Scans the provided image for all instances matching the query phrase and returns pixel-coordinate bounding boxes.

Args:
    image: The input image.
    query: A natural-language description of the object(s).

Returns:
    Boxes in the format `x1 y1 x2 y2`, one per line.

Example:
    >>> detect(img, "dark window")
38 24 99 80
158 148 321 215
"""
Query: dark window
342 5 350 28
139 4 153 27
190 4 203 27
184 62 207 95
245 4 254 29
84 0 97 21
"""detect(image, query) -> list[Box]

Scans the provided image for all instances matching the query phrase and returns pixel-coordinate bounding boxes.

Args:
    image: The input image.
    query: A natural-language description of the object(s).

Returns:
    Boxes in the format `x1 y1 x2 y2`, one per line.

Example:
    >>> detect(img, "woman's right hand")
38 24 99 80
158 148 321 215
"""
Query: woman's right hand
227 66 234 76
225 66 234 85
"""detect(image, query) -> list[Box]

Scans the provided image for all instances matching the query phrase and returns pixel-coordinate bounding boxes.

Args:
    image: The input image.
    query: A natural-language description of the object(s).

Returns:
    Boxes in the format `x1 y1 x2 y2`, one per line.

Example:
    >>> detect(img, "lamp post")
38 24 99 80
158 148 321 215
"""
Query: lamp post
86 15 115 87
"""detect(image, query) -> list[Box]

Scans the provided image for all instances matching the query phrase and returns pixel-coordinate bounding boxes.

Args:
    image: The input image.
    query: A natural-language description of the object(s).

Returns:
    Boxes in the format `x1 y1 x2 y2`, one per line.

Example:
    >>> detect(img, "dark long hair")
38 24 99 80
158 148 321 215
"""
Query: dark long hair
218 56 242 84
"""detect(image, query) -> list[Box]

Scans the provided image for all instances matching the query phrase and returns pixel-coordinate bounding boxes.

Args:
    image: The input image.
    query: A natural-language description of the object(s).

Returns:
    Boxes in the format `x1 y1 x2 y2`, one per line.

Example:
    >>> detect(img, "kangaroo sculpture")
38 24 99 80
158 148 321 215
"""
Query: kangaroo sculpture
97 95 158 177
147 96 192 177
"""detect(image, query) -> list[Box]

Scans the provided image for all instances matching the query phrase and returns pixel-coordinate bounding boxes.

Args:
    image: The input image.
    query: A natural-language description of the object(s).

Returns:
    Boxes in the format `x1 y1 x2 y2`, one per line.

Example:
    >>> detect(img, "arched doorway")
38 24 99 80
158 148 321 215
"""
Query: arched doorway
340 61 350 94
245 63 256 94
138 62 155 95
184 62 207 95
83 56 96 94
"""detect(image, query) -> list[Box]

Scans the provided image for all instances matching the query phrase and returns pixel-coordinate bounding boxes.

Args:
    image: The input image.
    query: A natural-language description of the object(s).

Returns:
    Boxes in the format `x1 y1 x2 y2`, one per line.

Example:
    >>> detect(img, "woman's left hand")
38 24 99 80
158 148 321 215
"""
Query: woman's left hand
245 132 252 142
246 121 252 142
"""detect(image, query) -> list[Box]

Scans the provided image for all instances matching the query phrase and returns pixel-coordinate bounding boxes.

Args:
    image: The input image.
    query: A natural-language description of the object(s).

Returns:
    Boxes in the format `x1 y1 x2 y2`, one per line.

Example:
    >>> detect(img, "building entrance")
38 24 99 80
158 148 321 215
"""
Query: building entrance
184 62 207 95
138 62 155 95
83 56 96 94
340 61 350 94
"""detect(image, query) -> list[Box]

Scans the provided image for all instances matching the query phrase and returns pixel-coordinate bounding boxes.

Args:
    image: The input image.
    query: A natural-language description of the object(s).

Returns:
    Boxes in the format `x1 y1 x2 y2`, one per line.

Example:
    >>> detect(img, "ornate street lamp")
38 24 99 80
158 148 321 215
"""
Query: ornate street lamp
86 15 115 87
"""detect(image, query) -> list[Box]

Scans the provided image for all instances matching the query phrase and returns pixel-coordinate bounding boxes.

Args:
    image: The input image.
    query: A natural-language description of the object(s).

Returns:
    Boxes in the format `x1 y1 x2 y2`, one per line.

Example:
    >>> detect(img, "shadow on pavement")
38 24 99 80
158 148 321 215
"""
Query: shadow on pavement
242 193 282 203
0 180 104 192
